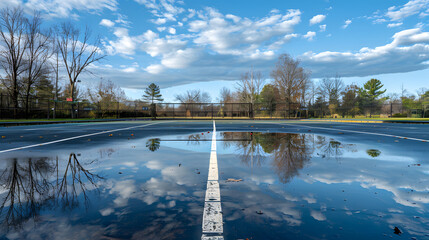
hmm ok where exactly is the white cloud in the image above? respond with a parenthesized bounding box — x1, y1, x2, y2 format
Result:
(100, 19, 115, 27)
(309, 14, 326, 25)
(104, 27, 141, 55)
(168, 27, 176, 34)
(152, 18, 167, 25)
(161, 48, 201, 69)
(319, 24, 326, 32)
(22, 0, 118, 18)
(140, 31, 187, 57)
(388, 22, 403, 28)
(386, 0, 429, 21)
(303, 31, 316, 41)
(135, 0, 185, 24)
(145, 64, 164, 74)
(268, 33, 298, 49)
(342, 19, 352, 29)
(189, 8, 301, 55)
(300, 28, 429, 77)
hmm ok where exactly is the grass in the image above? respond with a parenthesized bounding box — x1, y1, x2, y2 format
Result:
(309, 117, 429, 122)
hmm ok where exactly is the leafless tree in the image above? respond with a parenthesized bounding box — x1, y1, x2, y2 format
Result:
(317, 75, 344, 105)
(0, 7, 28, 118)
(237, 68, 264, 104)
(23, 12, 52, 117)
(271, 54, 310, 104)
(56, 22, 104, 118)
(219, 87, 234, 103)
(175, 89, 211, 103)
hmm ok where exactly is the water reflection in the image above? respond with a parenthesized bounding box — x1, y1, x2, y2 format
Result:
(366, 149, 381, 157)
(146, 138, 161, 152)
(0, 153, 102, 230)
(221, 132, 357, 183)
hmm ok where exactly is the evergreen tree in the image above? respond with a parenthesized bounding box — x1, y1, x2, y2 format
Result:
(360, 79, 386, 101)
(359, 79, 387, 117)
(143, 83, 163, 104)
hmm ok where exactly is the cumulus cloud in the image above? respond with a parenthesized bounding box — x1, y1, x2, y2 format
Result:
(309, 14, 326, 25)
(103, 28, 142, 55)
(189, 8, 301, 55)
(303, 31, 316, 41)
(386, 0, 429, 21)
(168, 27, 176, 34)
(100, 19, 115, 27)
(342, 19, 352, 29)
(300, 28, 429, 77)
(319, 24, 326, 32)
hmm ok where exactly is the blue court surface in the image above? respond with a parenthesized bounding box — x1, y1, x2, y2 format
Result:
(0, 120, 428, 240)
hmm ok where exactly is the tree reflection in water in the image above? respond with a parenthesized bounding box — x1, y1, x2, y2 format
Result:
(222, 132, 312, 183)
(222, 132, 357, 183)
(0, 153, 103, 230)
(146, 138, 161, 152)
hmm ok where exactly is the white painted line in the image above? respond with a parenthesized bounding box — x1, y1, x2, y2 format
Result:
(202, 202, 223, 233)
(205, 181, 221, 202)
(274, 122, 429, 142)
(202, 121, 223, 239)
(201, 235, 224, 240)
(0, 121, 166, 154)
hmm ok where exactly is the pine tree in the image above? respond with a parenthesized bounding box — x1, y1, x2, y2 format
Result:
(359, 79, 387, 117)
(143, 83, 163, 104)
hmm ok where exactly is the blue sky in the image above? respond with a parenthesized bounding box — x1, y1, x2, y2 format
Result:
(3, 0, 429, 101)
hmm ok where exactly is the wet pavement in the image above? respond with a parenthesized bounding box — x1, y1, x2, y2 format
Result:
(0, 120, 428, 239)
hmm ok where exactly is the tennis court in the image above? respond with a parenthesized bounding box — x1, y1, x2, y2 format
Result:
(0, 120, 428, 240)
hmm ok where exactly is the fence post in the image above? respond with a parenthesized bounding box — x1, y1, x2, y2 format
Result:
(47, 99, 50, 119)
(0, 93, 2, 119)
(211, 103, 214, 119)
(390, 103, 393, 117)
(117, 102, 119, 119)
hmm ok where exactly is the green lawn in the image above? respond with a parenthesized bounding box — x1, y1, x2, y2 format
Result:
(309, 117, 429, 122)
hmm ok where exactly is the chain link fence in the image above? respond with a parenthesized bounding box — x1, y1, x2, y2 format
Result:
(0, 94, 427, 119)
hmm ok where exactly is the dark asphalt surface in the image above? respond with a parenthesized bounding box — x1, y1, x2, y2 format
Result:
(0, 120, 428, 154)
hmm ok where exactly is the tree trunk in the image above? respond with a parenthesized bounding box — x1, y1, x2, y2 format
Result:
(71, 82, 75, 118)
(25, 89, 30, 119)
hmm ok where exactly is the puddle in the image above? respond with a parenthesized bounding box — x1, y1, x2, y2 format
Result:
(0, 131, 428, 239)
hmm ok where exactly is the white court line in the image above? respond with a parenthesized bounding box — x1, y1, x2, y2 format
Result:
(273, 122, 429, 142)
(202, 121, 224, 240)
(21, 122, 127, 130)
(0, 121, 166, 154)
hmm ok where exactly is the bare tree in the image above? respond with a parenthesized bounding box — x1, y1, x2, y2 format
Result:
(56, 22, 104, 118)
(175, 89, 211, 103)
(23, 12, 52, 117)
(219, 87, 234, 103)
(237, 68, 264, 104)
(317, 75, 344, 105)
(271, 54, 310, 104)
(0, 7, 28, 118)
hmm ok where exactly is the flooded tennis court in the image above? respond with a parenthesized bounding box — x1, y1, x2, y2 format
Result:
(0, 120, 428, 239)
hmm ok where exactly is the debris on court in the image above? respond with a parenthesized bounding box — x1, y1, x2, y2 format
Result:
(393, 227, 401, 235)
(226, 178, 242, 182)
